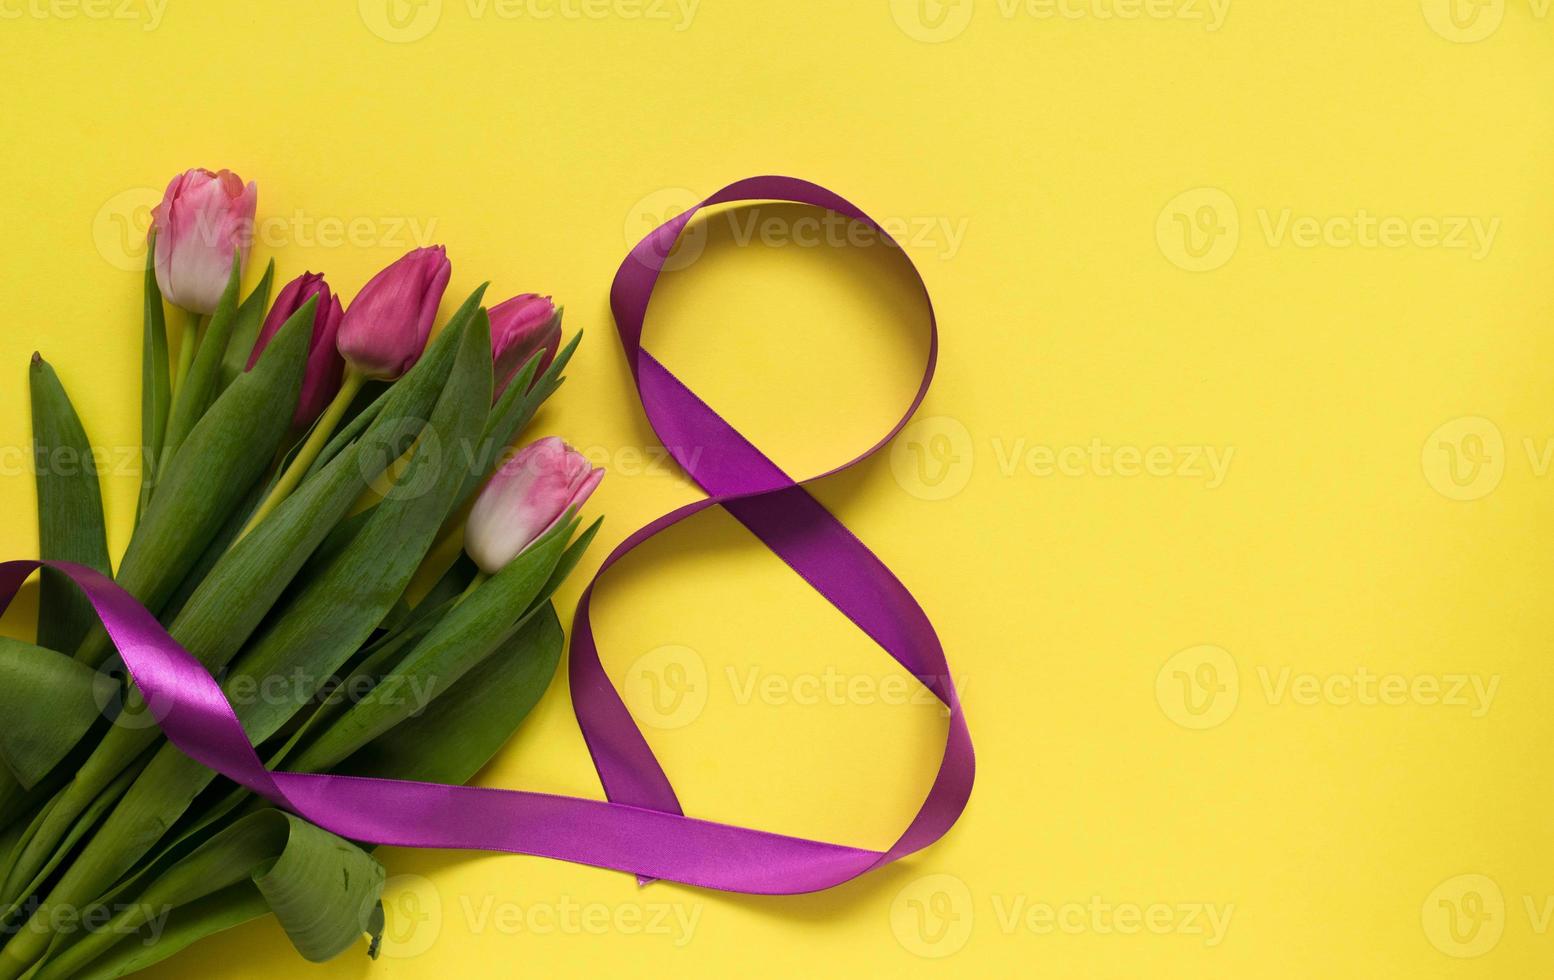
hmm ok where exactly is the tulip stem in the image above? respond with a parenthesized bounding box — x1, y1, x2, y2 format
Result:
(169, 310, 204, 397)
(459, 571, 490, 602)
(235, 369, 367, 543)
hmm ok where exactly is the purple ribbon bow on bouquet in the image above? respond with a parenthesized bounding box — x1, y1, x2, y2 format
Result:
(0, 175, 973, 895)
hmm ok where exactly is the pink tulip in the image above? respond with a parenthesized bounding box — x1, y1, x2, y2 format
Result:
(489, 293, 561, 399)
(335, 246, 451, 379)
(465, 437, 604, 575)
(151, 168, 258, 315)
(247, 272, 346, 429)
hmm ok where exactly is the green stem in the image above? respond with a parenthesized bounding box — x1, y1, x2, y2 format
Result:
(458, 570, 490, 602)
(168, 309, 203, 398)
(235, 370, 366, 543)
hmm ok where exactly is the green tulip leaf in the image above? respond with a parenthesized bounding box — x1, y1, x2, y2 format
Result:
(1, 758, 146, 920)
(73, 294, 315, 671)
(528, 516, 602, 620)
(217, 258, 275, 392)
(343, 601, 564, 785)
(289, 516, 577, 773)
(0, 639, 114, 789)
(160, 257, 243, 460)
(28, 356, 111, 654)
(136, 234, 170, 521)
(34, 810, 383, 979)
(66, 883, 269, 980)
(454, 326, 581, 507)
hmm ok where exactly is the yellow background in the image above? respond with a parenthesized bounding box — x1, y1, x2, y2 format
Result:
(0, 0, 1551, 976)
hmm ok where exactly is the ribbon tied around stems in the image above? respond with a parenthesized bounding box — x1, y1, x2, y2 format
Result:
(0, 175, 973, 897)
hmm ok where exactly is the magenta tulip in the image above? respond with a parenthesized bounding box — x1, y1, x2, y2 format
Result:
(247, 272, 346, 429)
(150, 168, 257, 315)
(335, 246, 451, 379)
(464, 437, 604, 575)
(489, 293, 561, 399)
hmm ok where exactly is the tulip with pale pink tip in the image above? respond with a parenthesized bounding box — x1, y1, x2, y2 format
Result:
(465, 437, 604, 576)
(150, 167, 258, 398)
(151, 168, 257, 317)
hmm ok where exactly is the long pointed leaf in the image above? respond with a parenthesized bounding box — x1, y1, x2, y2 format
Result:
(36, 811, 382, 978)
(290, 518, 575, 773)
(74, 294, 314, 670)
(343, 602, 564, 784)
(136, 235, 170, 521)
(453, 328, 581, 506)
(159, 258, 242, 460)
(28, 356, 110, 653)
(0, 639, 114, 789)
(217, 259, 275, 392)
(68, 884, 268, 980)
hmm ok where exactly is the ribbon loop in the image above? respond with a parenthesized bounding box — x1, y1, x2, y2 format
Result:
(575, 173, 972, 880)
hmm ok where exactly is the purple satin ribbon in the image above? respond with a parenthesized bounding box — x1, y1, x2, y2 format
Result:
(0, 176, 972, 896)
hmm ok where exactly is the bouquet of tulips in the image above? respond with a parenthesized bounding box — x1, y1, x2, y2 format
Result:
(0, 169, 604, 978)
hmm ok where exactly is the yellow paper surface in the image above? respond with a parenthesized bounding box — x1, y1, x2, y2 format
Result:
(0, 1, 1551, 975)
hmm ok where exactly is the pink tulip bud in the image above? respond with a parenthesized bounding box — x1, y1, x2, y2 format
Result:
(150, 168, 258, 315)
(465, 437, 604, 575)
(246, 272, 346, 429)
(336, 246, 452, 379)
(489, 294, 561, 400)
